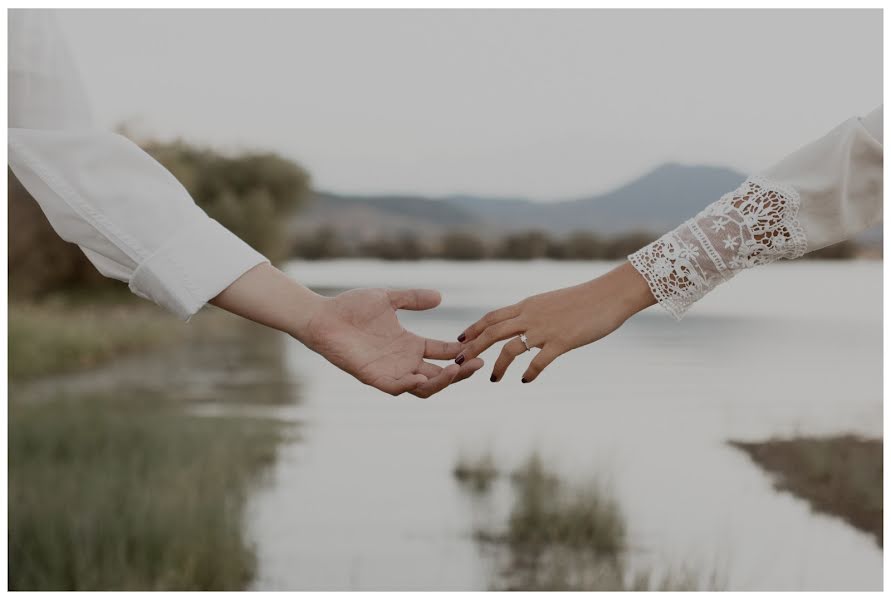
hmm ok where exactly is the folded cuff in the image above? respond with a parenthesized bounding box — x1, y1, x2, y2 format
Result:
(129, 217, 268, 320)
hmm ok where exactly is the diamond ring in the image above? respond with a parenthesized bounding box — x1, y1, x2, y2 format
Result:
(519, 333, 531, 352)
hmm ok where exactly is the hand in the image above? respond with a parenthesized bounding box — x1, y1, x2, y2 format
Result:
(299, 287, 484, 397)
(455, 262, 655, 383)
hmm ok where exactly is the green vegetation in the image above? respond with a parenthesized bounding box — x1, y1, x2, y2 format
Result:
(9, 393, 292, 590)
(453, 452, 499, 494)
(460, 453, 706, 591)
(440, 231, 491, 261)
(731, 435, 883, 546)
(292, 227, 865, 262)
(293, 227, 657, 261)
(501, 454, 625, 557)
(144, 139, 310, 263)
(9, 301, 186, 380)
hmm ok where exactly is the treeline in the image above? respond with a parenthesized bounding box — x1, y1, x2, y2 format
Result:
(292, 228, 659, 261)
(292, 227, 863, 261)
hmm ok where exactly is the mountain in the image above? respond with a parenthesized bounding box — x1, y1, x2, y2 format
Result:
(441, 163, 746, 234)
(292, 163, 879, 242)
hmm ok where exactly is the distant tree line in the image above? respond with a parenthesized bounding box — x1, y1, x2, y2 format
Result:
(293, 228, 661, 261)
(292, 227, 864, 261)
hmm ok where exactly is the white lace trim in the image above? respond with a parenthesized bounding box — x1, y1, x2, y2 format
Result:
(628, 175, 807, 320)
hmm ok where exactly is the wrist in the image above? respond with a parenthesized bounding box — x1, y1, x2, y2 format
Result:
(286, 286, 328, 344)
(582, 261, 655, 323)
(612, 261, 657, 319)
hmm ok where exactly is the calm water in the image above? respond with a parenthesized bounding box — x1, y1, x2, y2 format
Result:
(248, 260, 882, 591)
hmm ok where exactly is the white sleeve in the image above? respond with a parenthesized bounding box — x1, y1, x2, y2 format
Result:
(629, 106, 883, 320)
(8, 10, 267, 320)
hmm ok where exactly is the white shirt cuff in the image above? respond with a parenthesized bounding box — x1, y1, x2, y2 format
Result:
(129, 217, 268, 320)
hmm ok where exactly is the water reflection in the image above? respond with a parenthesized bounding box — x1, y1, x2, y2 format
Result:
(246, 260, 881, 591)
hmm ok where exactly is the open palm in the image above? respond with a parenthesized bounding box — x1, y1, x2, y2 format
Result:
(303, 288, 483, 397)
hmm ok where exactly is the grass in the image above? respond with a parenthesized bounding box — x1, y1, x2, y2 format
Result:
(453, 452, 499, 494)
(462, 453, 704, 591)
(730, 435, 883, 546)
(504, 454, 625, 556)
(8, 298, 250, 381)
(9, 300, 185, 380)
(8, 392, 293, 590)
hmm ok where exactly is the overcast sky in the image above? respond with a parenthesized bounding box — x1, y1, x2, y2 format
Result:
(55, 9, 881, 200)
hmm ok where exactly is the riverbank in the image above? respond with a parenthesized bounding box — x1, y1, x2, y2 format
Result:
(730, 436, 882, 547)
(8, 299, 298, 590)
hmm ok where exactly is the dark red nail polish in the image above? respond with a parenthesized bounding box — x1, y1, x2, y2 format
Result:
(521, 378, 528, 383)
(457, 333, 466, 342)
(455, 354, 465, 365)
(490, 375, 497, 382)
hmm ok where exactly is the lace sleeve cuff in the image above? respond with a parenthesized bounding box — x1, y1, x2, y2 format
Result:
(628, 175, 807, 320)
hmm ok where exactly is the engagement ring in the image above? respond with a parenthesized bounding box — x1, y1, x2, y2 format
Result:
(519, 333, 531, 352)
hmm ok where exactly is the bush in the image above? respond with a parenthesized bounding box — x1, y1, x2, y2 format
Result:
(439, 231, 490, 260)
(144, 140, 310, 262)
(360, 233, 431, 260)
(496, 231, 554, 260)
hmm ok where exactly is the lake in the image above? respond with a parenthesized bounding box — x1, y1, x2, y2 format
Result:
(246, 259, 882, 591)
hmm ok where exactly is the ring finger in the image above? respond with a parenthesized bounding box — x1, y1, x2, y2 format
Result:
(490, 336, 533, 382)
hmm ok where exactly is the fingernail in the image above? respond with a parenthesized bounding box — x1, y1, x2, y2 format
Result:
(490, 375, 497, 382)
(457, 333, 466, 342)
(455, 354, 465, 365)
(521, 377, 528, 383)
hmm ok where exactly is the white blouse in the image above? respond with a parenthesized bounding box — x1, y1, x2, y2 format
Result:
(629, 106, 883, 319)
(8, 10, 268, 320)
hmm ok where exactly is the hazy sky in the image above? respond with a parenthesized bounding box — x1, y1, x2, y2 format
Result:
(55, 9, 881, 200)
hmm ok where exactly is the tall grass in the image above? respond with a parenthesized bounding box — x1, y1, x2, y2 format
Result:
(9, 301, 184, 380)
(9, 393, 292, 590)
(463, 453, 705, 591)
(453, 452, 499, 494)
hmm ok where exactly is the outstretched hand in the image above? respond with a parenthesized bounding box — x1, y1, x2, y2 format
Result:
(455, 262, 654, 383)
(303, 288, 484, 397)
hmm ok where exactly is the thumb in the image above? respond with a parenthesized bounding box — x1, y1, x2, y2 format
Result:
(387, 288, 442, 311)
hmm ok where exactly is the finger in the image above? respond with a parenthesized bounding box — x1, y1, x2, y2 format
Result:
(416, 361, 443, 378)
(489, 338, 529, 382)
(453, 357, 484, 384)
(521, 345, 562, 383)
(387, 288, 442, 311)
(457, 318, 525, 363)
(458, 304, 521, 343)
(374, 373, 428, 396)
(411, 364, 460, 399)
(424, 338, 463, 360)
(413, 358, 482, 396)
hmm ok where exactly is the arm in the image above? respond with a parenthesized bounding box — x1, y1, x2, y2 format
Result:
(210, 263, 484, 397)
(457, 106, 883, 382)
(9, 10, 482, 397)
(9, 9, 267, 320)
